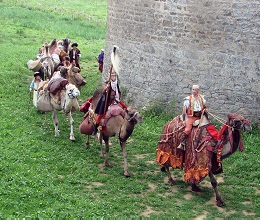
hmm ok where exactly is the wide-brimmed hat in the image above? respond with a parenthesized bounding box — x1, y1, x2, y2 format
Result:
(71, 43, 78, 47)
(27, 59, 41, 72)
(34, 72, 41, 77)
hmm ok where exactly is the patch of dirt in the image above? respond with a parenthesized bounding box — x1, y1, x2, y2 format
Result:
(92, 182, 104, 186)
(139, 206, 162, 218)
(148, 182, 157, 192)
(242, 210, 256, 216)
(205, 195, 236, 215)
(134, 154, 149, 159)
(84, 181, 104, 189)
(253, 187, 260, 195)
(184, 193, 194, 200)
(201, 175, 224, 188)
(145, 160, 156, 165)
(193, 210, 208, 220)
(242, 201, 251, 205)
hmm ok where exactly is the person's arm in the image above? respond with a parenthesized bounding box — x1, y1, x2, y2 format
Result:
(77, 49, 81, 58)
(29, 81, 34, 93)
(182, 98, 189, 121)
(182, 106, 187, 121)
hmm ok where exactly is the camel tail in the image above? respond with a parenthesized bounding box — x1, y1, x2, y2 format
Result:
(111, 45, 120, 76)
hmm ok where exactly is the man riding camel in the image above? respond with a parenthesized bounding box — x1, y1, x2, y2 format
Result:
(92, 63, 127, 135)
(178, 84, 207, 150)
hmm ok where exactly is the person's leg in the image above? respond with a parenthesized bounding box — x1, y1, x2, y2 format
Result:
(178, 117, 194, 150)
(92, 114, 103, 135)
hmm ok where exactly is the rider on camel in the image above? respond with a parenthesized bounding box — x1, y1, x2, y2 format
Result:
(92, 66, 127, 135)
(178, 84, 207, 150)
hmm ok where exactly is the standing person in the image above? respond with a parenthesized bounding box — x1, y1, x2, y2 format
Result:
(98, 49, 104, 72)
(69, 43, 81, 70)
(29, 72, 43, 108)
(178, 85, 207, 150)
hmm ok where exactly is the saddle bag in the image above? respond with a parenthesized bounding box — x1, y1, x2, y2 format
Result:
(37, 90, 53, 112)
(47, 78, 69, 95)
(79, 112, 94, 135)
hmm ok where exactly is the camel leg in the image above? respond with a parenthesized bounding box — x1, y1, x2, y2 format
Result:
(165, 166, 174, 184)
(102, 135, 110, 166)
(67, 111, 75, 141)
(120, 141, 130, 177)
(86, 135, 90, 148)
(191, 183, 202, 192)
(52, 109, 59, 137)
(99, 132, 104, 157)
(209, 171, 225, 207)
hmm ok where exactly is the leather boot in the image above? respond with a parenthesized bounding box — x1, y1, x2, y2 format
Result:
(92, 123, 99, 136)
(177, 132, 188, 151)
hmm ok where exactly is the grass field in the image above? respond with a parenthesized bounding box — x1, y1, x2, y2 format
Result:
(0, 0, 259, 218)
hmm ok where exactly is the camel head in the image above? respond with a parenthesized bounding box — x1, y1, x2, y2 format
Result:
(227, 113, 252, 131)
(68, 66, 86, 89)
(126, 107, 143, 124)
(63, 83, 80, 114)
(66, 83, 80, 99)
(221, 113, 251, 159)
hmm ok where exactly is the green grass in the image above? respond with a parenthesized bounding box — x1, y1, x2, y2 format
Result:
(0, 0, 259, 218)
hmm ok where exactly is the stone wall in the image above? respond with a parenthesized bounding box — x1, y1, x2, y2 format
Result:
(104, 0, 260, 125)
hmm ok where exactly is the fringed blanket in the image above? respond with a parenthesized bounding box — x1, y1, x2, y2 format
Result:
(156, 115, 185, 169)
(156, 116, 221, 184)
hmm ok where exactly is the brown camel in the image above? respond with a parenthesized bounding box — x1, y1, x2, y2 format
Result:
(79, 88, 143, 177)
(156, 112, 251, 206)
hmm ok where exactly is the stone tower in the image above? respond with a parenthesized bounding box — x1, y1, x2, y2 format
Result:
(104, 0, 259, 124)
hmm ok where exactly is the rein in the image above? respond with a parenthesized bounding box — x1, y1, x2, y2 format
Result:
(127, 111, 138, 122)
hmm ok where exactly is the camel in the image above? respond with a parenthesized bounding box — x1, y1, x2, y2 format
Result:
(79, 88, 143, 177)
(65, 64, 86, 90)
(51, 64, 86, 90)
(40, 43, 55, 80)
(156, 112, 252, 206)
(57, 38, 71, 62)
(37, 80, 80, 141)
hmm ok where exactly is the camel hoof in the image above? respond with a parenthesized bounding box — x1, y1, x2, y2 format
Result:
(55, 132, 60, 137)
(160, 166, 166, 172)
(191, 184, 202, 192)
(217, 200, 225, 207)
(124, 171, 131, 177)
(103, 162, 110, 167)
(168, 178, 175, 185)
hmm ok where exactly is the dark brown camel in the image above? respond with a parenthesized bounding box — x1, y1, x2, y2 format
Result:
(156, 112, 251, 206)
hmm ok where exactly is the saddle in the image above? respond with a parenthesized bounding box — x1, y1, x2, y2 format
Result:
(47, 77, 69, 104)
(102, 104, 126, 126)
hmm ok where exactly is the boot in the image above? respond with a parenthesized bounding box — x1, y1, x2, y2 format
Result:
(177, 133, 188, 151)
(92, 123, 99, 136)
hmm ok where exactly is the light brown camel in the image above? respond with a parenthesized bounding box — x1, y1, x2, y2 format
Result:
(79, 88, 143, 177)
(37, 82, 80, 141)
(156, 112, 251, 206)
(57, 38, 71, 62)
(40, 43, 55, 80)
